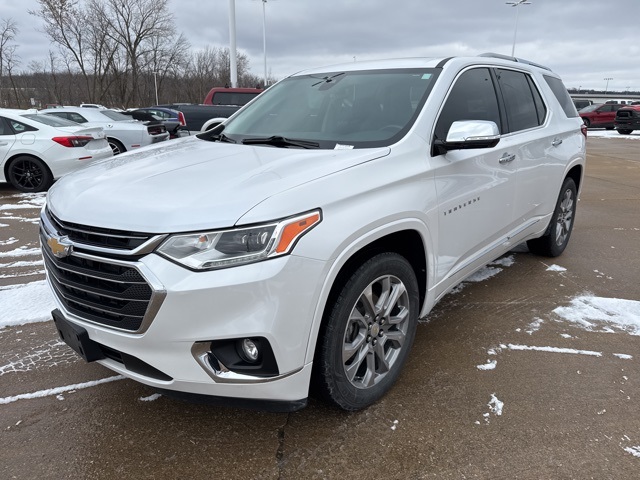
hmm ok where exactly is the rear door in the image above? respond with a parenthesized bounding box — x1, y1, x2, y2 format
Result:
(431, 67, 518, 284)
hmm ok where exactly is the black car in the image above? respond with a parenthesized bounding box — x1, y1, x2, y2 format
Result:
(614, 105, 640, 134)
(122, 108, 189, 139)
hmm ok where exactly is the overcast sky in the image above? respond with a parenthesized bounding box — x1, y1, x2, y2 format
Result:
(4, 0, 640, 92)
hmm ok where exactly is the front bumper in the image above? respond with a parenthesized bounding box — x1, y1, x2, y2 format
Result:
(45, 245, 326, 405)
(615, 120, 640, 131)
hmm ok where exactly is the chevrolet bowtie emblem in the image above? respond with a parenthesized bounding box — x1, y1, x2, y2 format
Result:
(47, 236, 73, 258)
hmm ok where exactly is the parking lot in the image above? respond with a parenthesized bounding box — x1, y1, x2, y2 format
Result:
(1, 135, 639, 479)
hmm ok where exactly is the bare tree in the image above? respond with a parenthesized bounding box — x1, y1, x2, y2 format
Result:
(0, 18, 19, 107)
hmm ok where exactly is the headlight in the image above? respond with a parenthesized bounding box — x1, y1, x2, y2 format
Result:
(157, 210, 321, 270)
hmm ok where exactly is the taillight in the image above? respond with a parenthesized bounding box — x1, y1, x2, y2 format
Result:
(177, 111, 186, 127)
(147, 124, 167, 135)
(52, 136, 93, 147)
(580, 124, 587, 138)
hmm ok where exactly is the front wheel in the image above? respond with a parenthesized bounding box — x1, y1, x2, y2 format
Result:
(527, 177, 577, 257)
(314, 253, 419, 411)
(618, 129, 633, 135)
(7, 156, 53, 192)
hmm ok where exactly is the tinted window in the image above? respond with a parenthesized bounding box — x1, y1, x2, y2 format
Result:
(212, 92, 260, 106)
(434, 68, 501, 141)
(496, 69, 542, 132)
(527, 76, 547, 125)
(100, 110, 132, 121)
(21, 114, 79, 127)
(544, 75, 579, 118)
(0, 117, 12, 135)
(8, 119, 38, 133)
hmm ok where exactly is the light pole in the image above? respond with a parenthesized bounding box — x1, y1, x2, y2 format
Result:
(604, 77, 613, 95)
(261, 0, 268, 88)
(228, 0, 238, 87)
(153, 71, 159, 105)
(506, 1, 531, 57)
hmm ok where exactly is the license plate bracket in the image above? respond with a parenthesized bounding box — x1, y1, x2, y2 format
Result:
(52, 309, 105, 362)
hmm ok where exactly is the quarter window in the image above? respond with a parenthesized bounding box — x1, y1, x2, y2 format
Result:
(543, 75, 579, 118)
(434, 68, 501, 142)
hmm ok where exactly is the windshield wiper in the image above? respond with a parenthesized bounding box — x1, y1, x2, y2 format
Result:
(242, 136, 320, 149)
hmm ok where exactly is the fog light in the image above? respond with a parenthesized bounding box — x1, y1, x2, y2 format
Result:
(241, 338, 259, 363)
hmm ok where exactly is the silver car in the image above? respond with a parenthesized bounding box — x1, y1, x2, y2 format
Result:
(39, 107, 170, 155)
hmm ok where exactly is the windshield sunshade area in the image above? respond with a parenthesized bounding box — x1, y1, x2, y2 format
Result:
(219, 68, 439, 149)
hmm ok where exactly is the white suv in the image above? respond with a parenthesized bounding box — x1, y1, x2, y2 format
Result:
(41, 54, 586, 411)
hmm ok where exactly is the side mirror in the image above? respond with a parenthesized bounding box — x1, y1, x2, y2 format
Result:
(432, 120, 500, 156)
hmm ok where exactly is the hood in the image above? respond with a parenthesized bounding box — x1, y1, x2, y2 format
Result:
(47, 136, 389, 232)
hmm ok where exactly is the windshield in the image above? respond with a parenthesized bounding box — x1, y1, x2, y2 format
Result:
(21, 114, 80, 127)
(220, 68, 439, 149)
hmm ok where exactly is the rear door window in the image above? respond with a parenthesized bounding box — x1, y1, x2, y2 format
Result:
(496, 69, 545, 133)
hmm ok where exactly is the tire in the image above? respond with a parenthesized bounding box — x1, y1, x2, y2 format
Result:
(582, 118, 590, 128)
(108, 138, 126, 155)
(527, 177, 577, 257)
(7, 156, 53, 192)
(314, 252, 419, 411)
(618, 129, 633, 135)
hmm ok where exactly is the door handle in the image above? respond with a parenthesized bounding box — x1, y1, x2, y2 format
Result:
(552, 138, 563, 147)
(0, 141, 8, 146)
(499, 153, 516, 164)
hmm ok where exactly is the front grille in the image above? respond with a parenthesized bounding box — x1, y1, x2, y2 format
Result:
(42, 237, 153, 331)
(41, 207, 166, 332)
(45, 208, 155, 251)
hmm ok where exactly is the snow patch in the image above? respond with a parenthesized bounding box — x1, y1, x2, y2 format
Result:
(614, 353, 633, 360)
(526, 318, 544, 335)
(0, 247, 41, 258)
(504, 343, 602, 357)
(488, 394, 503, 416)
(139, 393, 162, 402)
(546, 264, 567, 272)
(0, 376, 125, 405)
(624, 446, 640, 458)
(0, 281, 56, 327)
(553, 296, 640, 335)
(477, 360, 497, 371)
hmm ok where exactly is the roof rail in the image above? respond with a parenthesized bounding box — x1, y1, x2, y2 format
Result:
(478, 52, 552, 72)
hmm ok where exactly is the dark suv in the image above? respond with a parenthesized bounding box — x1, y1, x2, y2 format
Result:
(614, 105, 640, 134)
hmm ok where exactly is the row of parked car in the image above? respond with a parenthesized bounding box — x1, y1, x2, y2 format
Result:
(577, 102, 640, 134)
(0, 106, 181, 192)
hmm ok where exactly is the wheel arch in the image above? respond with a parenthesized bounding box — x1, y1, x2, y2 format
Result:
(4, 152, 52, 182)
(305, 227, 429, 367)
(566, 163, 583, 195)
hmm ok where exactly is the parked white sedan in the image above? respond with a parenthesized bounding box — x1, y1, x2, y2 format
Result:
(40, 107, 170, 155)
(0, 109, 113, 192)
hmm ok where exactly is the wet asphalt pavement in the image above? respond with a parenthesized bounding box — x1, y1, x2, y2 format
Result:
(1, 136, 639, 479)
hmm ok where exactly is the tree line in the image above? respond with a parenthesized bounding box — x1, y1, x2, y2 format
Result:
(0, 0, 270, 110)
